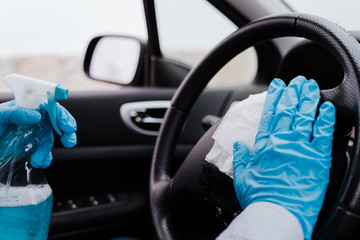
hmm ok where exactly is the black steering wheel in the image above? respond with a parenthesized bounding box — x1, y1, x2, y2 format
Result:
(150, 13, 360, 240)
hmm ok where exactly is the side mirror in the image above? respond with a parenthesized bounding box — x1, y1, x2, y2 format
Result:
(84, 35, 144, 85)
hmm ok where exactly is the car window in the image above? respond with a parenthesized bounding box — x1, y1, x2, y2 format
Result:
(155, 0, 258, 87)
(286, 0, 360, 31)
(0, 0, 147, 92)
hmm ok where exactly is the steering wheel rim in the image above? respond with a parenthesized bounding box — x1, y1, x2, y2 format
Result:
(151, 13, 360, 240)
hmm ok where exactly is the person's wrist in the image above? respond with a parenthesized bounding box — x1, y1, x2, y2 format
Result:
(217, 201, 303, 240)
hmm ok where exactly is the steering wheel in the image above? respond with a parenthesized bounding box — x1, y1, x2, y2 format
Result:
(150, 13, 360, 239)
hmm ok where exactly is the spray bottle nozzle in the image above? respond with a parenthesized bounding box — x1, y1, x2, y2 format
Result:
(4, 74, 69, 136)
(55, 85, 68, 100)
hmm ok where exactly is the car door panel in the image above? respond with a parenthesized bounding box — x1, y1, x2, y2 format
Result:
(41, 87, 234, 239)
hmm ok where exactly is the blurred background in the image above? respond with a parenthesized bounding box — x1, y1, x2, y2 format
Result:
(0, 0, 358, 92)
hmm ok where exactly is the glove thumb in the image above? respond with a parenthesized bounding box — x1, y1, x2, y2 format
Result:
(233, 141, 250, 177)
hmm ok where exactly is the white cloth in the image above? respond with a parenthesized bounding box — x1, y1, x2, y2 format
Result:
(205, 91, 267, 178)
(216, 202, 304, 240)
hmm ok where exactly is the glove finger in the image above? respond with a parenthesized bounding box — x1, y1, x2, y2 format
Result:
(233, 141, 250, 177)
(292, 79, 320, 141)
(0, 106, 41, 127)
(56, 103, 77, 134)
(0, 100, 15, 108)
(256, 78, 286, 141)
(312, 101, 336, 155)
(56, 103, 77, 148)
(42, 152, 53, 169)
(60, 132, 77, 148)
(30, 129, 54, 168)
(272, 75, 307, 133)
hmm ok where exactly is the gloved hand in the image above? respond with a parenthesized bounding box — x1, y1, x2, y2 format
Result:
(0, 100, 77, 168)
(233, 76, 335, 240)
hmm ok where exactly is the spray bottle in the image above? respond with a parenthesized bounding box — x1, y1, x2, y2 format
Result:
(0, 74, 68, 239)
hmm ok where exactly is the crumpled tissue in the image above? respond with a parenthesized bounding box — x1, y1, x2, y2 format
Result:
(205, 91, 267, 178)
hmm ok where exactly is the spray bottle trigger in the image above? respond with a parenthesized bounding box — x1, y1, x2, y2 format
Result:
(41, 100, 62, 136)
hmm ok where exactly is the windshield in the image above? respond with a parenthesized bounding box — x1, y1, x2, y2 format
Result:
(286, 0, 360, 31)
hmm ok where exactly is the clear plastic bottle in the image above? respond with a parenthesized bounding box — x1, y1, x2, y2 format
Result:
(0, 125, 53, 240)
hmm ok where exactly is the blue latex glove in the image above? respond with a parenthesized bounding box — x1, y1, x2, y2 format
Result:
(0, 100, 77, 168)
(233, 76, 335, 240)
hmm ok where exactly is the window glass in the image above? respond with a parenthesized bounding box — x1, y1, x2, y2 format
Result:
(286, 0, 360, 31)
(0, 0, 147, 92)
(155, 0, 258, 87)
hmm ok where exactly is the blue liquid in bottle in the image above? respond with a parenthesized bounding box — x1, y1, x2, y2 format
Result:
(0, 125, 53, 240)
(0, 186, 53, 240)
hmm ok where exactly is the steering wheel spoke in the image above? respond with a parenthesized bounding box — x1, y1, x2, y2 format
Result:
(171, 121, 241, 226)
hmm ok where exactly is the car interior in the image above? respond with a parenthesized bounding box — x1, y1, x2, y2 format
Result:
(0, 0, 359, 239)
